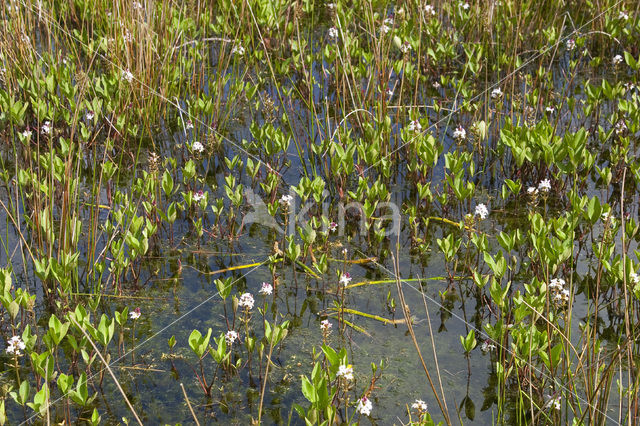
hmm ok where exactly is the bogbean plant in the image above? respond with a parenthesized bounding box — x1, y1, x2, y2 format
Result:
(0, 266, 146, 424)
(0, 0, 639, 423)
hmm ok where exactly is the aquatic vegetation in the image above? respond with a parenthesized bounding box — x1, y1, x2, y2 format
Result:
(0, 0, 639, 424)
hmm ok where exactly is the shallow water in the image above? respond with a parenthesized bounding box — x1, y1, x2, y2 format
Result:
(2, 16, 638, 424)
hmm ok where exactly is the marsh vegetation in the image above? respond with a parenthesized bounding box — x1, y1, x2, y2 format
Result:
(1, 0, 640, 424)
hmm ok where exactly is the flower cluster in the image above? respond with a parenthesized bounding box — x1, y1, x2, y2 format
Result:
(356, 396, 372, 416)
(259, 282, 273, 295)
(337, 364, 353, 381)
(411, 399, 427, 413)
(238, 293, 255, 310)
(130, 307, 141, 320)
(192, 141, 204, 153)
(328, 27, 338, 39)
(231, 45, 245, 56)
(548, 278, 570, 307)
(491, 87, 503, 99)
(381, 17, 393, 34)
(339, 272, 352, 286)
(453, 126, 466, 141)
(407, 120, 422, 132)
(613, 54, 624, 66)
(41, 121, 52, 135)
(566, 39, 575, 51)
(424, 5, 436, 16)
(544, 394, 561, 411)
(481, 340, 496, 353)
(122, 69, 134, 83)
(6, 336, 25, 356)
(320, 319, 332, 334)
(527, 179, 551, 197)
(193, 190, 205, 203)
(400, 41, 412, 54)
(225, 330, 239, 345)
(474, 203, 489, 220)
(538, 179, 551, 192)
(280, 194, 293, 207)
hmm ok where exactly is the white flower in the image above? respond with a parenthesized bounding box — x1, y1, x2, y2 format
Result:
(384, 17, 394, 26)
(8, 336, 25, 350)
(342, 248, 348, 256)
(327, 3, 336, 10)
(381, 24, 391, 34)
(21, 129, 32, 139)
(337, 364, 353, 380)
(41, 121, 52, 134)
(122, 70, 134, 82)
(544, 394, 561, 411)
(132, 1, 142, 10)
(186, 120, 194, 129)
(566, 39, 575, 51)
(619, 11, 629, 20)
(356, 397, 372, 416)
(424, 5, 436, 16)
(481, 340, 496, 353)
(328, 27, 338, 39)
(225, 330, 239, 345)
(491, 87, 503, 99)
(6, 344, 21, 356)
(538, 179, 551, 192)
(549, 278, 566, 291)
(527, 186, 538, 195)
(474, 203, 489, 220)
(329, 221, 338, 232)
(412, 399, 428, 412)
(280, 194, 293, 207)
(461, 2, 470, 10)
(615, 120, 627, 134)
(192, 141, 204, 153)
(129, 308, 141, 320)
(231, 45, 245, 56)
(602, 211, 612, 222)
(630, 272, 640, 285)
(339, 272, 352, 286)
(453, 126, 466, 141)
(613, 54, 624, 65)
(259, 282, 273, 295)
(545, 106, 555, 114)
(238, 292, 255, 310)
(320, 319, 332, 331)
(85, 111, 95, 121)
(400, 41, 412, 53)
(193, 190, 205, 203)
(407, 120, 422, 132)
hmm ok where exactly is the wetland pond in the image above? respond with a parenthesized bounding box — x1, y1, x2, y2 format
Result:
(1, 1, 640, 425)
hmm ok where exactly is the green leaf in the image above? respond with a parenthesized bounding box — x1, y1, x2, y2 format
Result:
(301, 375, 316, 403)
